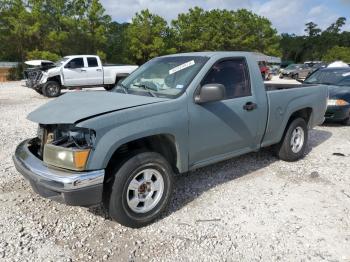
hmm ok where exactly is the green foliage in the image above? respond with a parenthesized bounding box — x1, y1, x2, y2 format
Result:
(0, 0, 111, 61)
(171, 8, 280, 56)
(281, 17, 350, 62)
(323, 46, 350, 63)
(4, 1, 349, 68)
(96, 50, 106, 63)
(0, 2, 282, 66)
(26, 50, 60, 61)
(105, 22, 130, 63)
(126, 9, 176, 64)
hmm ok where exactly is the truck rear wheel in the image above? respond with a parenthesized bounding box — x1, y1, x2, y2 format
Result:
(105, 152, 173, 228)
(104, 85, 114, 91)
(104, 76, 126, 91)
(275, 118, 308, 162)
(43, 81, 61, 97)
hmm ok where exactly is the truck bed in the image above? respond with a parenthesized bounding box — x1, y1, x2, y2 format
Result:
(261, 83, 328, 148)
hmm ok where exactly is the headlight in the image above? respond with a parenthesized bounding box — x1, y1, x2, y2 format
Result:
(44, 144, 90, 171)
(39, 72, 48, 83)
(328, 99, 349, 106)
(42, 126, 96, 171)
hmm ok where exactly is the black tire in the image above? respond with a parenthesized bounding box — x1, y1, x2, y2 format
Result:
(104, 76, 126, 91)
(34, 88, 42, 94)
(105, 152, 174, 228)
(275, 118, 308, 162)
(341, 116, 350, 126)
(42, 81, 61, 97)
(279, 74, 283, 79)
(104, 85, 114, 91)
(293, 73, 299, 80)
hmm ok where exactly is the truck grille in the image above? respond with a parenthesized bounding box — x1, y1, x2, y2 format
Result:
(24, 69, 42, 88)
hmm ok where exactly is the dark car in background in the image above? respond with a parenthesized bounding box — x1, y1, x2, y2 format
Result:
(279, 64, 313, 80)
(304, 67, 350, 125)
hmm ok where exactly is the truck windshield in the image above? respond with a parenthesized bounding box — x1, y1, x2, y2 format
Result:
(115, 56, 209, 98)
(55, 57, 69, 67)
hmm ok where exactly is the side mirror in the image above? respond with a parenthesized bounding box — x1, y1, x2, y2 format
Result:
(195, 84, 225, 104)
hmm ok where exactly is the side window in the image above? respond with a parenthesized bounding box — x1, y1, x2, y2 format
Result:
(67, 58, 84, 68)
(87, 57, 98, 67)
(202, 58, 251, 99)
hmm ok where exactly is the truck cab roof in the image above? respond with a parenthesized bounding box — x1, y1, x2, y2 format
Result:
(63, 55, 99, 59)
(162, 51, 255, 58)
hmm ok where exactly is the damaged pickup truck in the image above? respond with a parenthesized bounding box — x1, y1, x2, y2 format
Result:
(14, 52, 328, 228)
(24, 55, 138, 97)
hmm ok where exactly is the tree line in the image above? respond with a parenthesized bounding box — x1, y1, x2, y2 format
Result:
(0, 0, 280, 65)
(1, 0, 349, 69)
(281, 18, 350, 63)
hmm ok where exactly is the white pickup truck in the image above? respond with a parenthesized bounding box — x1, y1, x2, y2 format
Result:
(24, 55, 138, 97)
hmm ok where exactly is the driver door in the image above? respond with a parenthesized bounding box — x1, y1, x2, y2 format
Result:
(188, 58, 264, 167)
(62, 58, 86, 86)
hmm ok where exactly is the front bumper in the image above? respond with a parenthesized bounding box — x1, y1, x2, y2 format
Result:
(325, 105, 350, 122)
(25, 79, 44, 90)
(13, 139, 105, 206)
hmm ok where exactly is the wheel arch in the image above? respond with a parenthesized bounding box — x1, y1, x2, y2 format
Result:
(46, 75, 62, 86)
(286, 107, 313, 128)
(278, 107, 313, 144)
(115, 73, 129, 84)
(103, 133, 180, 184)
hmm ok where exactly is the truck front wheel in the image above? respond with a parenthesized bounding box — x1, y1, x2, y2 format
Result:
(43, 81, 61, 97)
(275, 118, 308, 162)
(105, 152, 174, 228)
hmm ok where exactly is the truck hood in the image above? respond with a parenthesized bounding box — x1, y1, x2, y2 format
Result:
(27, 91, 168, 124)
(25, 60, 54, 66)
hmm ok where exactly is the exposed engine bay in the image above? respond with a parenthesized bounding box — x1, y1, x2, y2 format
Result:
(23, 60, 55, 89)
(31, 124, 96, 159)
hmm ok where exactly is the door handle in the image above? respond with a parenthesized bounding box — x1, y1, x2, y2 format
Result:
(243, 102, 257, 111)
(96, 69, 102, 72)
(81, 69, 87, 72)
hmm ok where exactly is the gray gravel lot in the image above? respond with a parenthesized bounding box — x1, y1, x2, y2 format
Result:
(0, 80, 350, 261)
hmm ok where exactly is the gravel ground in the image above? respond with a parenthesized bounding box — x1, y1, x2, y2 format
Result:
(0, 79, 350, 262)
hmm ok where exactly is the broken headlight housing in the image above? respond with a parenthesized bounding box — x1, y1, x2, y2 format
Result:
(41, 125, 96, 171)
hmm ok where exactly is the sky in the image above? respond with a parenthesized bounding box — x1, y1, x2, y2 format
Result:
(100, 0, 350, 34)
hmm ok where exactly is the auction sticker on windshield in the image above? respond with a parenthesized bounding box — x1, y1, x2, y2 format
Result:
(169, 60, 195, 75)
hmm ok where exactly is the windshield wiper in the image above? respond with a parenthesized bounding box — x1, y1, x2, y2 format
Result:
(304, 81, 333, 85)
(133, 84, 157, 97)
(319, 82, 334, 85)
(115, 83, 128, 94)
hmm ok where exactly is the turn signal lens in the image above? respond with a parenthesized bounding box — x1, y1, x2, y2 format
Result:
(336, 99, 349, 106)
(74, 150, 90, 169)
(328, 99, 349, 106)
(44, 144, 90, 171)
